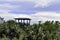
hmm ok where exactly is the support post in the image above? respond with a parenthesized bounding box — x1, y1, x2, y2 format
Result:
(21, 20, 22, 23)
(27, 20, 28, 25)
(23, 20, 25, 25)
(29, 20, 30, 25)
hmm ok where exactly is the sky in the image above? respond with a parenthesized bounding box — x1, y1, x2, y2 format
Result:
(0, 0, 60, 24)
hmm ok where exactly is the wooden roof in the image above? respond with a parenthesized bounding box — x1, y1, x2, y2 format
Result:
(15, 18, 31, 20)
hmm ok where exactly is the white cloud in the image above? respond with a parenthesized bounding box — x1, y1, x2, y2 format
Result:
(0, 12, 60, 24)
(0, 0, 60, 24)
(34, 0, 55, 8)
(0, 0, 34, 2)
(0, 0, 60, 8)
(0, 0, 57, 8)
(0, 0, 30, 21)
(30, 12, 60, 24)
(0, 3, 20, 10)
(0, 12, 31, 21)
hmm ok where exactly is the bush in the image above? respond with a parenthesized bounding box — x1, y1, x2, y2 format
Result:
(0, 20, 60, 40)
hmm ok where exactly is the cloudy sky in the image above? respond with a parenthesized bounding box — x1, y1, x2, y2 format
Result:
(0, 0, 60, 24)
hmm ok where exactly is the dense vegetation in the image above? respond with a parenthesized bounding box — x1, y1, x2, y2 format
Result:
(0, 20, 60, 40)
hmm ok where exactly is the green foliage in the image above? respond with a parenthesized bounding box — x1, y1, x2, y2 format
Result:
(0, 20, 60, 40)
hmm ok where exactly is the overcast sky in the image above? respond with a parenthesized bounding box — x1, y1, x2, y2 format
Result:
(0, 0, 60, 24)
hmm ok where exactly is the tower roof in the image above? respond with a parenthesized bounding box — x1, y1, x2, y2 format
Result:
(15, 18, 31, 20)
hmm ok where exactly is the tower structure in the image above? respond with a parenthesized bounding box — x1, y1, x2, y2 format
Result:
(15, 18, 31, 26)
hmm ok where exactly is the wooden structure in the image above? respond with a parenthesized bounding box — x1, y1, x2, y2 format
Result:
(15, 18, 31, 26)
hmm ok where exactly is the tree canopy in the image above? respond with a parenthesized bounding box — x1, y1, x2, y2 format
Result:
(0, 20, 60, 40)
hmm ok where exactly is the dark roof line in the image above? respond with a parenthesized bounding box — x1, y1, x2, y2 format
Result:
(15, 18, 31, 20)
